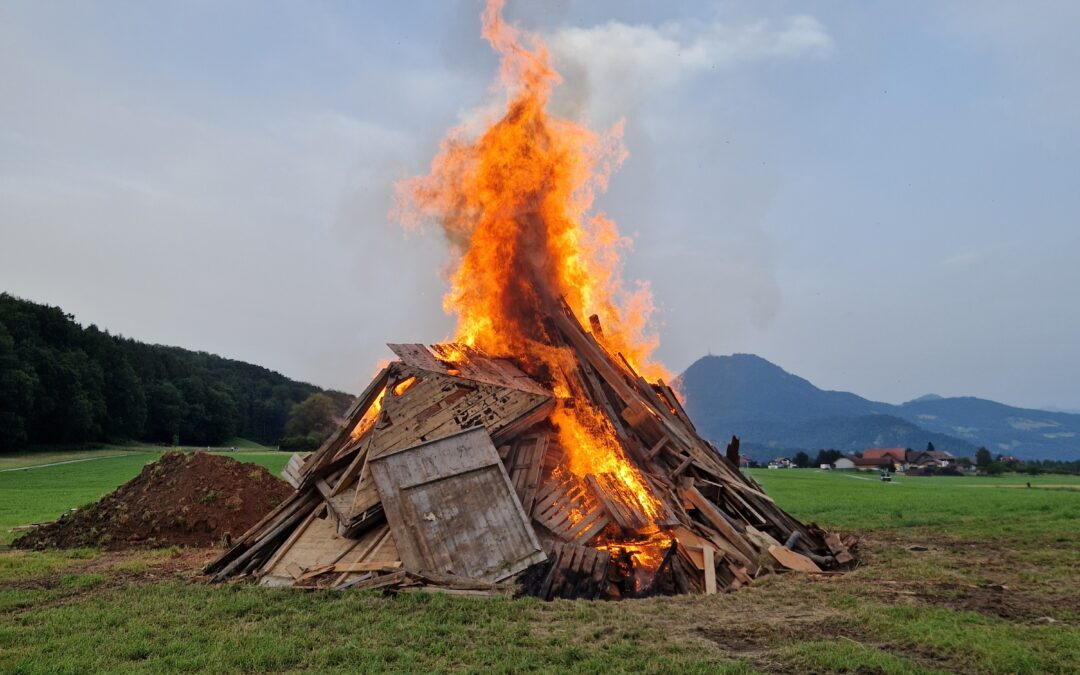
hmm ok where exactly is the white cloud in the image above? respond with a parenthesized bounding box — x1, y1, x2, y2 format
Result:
(546, 14, 831, 123)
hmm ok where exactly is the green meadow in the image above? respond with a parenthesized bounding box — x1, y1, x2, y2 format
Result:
(2, 459, 1078, 673)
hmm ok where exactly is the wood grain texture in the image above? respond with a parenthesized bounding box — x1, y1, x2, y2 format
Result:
(370, 427, 546, 582)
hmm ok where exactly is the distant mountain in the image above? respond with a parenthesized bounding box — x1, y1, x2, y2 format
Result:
(895, 396, 1080, 460)
(675, 354, 1080, 461)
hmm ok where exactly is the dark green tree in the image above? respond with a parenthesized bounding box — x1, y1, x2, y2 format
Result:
(816, 448, 843, 465)
(0, 293, 343, 451)
(0, 324, 36, 449)
(146, 382, 185, 444)
(285, 393, 339, 439)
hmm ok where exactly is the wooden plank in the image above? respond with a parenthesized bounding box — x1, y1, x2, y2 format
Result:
(386, 344, 445, 373)
(363, 373, 551, 464)
(339, 569, 408, 592)
(260, 507, 321, 577)
(681, 485, 757, 561)
(540, 543, 611, 600)
(585, 473, 649, 531)
(551, 302, 637, 406)
(212, 492, 319, 581)
(645, 437, 667, 460)
(205, 487, 311, 574)
(499, 434, 548, 516)
(332, 561, 403, 573)
(703, 546, 717, 595)
(281, 452, 307, 488)
(489, 397, 556, 447)
(369, 427, 546, 583)
(304, 366, 390, 481)
(263, 510, 365, 583)
(571, 512, 611, 544)
(389, 343, 549, 396)
(670, 455, 694, 479)
(768, 545, 822, 573)
(657, 380, 696, 430)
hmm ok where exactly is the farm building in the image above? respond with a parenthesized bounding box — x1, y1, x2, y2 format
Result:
(852, 456, 894, 471)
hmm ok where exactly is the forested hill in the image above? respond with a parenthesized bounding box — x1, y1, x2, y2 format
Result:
(0, 293, 348, 450)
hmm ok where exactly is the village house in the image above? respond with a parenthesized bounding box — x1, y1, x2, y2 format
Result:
(906, 450, 956, 469)
(767, 457, 793, 469)
(833, 457, 856, 470)
(862, 448, 907, 465)
(852, 456, 894, 471)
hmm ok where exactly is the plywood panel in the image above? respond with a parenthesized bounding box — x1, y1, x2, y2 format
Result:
(370, 427, 546, 582)
(264, 512, 358, 580)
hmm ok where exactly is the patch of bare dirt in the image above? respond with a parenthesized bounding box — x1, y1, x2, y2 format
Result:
(13, 452, 291, 550)
(910, 582, 1077, 621)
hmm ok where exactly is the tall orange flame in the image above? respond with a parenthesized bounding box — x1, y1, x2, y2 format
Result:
(394, 0, 667, 541)
(395, 0, 662, 379)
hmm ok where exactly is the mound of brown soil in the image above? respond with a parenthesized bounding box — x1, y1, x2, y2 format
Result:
(14, 451, 293, 550)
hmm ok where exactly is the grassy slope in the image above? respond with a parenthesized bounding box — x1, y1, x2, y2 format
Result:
(1, 467, 1078, 672)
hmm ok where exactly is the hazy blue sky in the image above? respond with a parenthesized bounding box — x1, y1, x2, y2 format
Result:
(2, 1, 1078, 409)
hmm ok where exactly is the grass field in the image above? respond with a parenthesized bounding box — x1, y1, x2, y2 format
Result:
(2, 461, 1078, 673)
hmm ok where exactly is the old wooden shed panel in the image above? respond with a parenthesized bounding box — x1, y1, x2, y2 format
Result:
(369, 427, 546, 582)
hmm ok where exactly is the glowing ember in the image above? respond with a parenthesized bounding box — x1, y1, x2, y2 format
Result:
(392, 375, 418, 397)
(597, 529, 673, 593)
(349, 386, 385, 442)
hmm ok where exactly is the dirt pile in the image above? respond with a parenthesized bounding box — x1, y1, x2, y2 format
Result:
(14, 451, 293, 550)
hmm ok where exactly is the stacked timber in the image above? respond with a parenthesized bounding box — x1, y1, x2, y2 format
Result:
(205, 301, 856, 597)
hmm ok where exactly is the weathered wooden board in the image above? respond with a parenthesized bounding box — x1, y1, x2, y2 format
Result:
(369, 371, 551, 461)
(346, 369, 551, 517)
(369, 427, 546, 582)
(768, 545, 823, 573)
(536, 541, 611, 600)
(532, 473, 612, 543)
(281, 452, 307, 488)
(388, 343, 548, 396)
(502, 433, 548, 514)
(262, 512, 359, 584)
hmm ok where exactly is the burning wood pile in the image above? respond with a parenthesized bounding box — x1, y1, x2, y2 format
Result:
(206, 0, 856, 597)
(205, 303, 855, 597)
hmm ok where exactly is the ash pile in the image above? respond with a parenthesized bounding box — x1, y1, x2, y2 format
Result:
(205, 306, 856, 599)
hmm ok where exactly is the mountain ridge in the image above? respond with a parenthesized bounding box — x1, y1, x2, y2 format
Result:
(675, 354, 1080, 461)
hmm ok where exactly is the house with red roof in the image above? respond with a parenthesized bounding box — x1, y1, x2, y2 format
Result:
(861, 448, 907, 464)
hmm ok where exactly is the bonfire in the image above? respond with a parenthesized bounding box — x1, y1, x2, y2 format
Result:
(206, 0, 855, 598)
